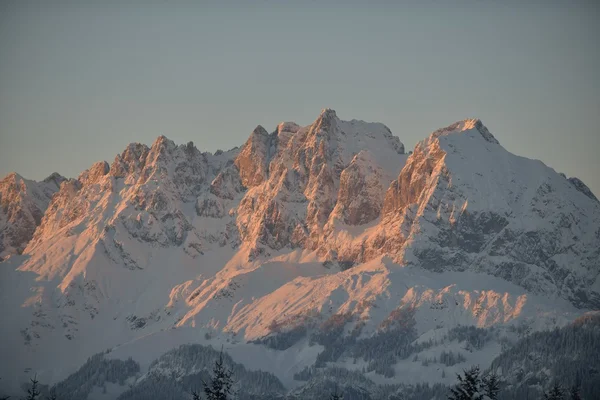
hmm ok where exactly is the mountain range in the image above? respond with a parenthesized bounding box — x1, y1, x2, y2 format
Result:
(1, 109, 599, 399)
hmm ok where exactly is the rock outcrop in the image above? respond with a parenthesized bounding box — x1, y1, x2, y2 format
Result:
(0, 172, 64, 258)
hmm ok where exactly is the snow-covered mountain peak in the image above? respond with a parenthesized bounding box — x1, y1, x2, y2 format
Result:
(0, 172, 64, 258)
(43, 172, 67, 186)
(308, 108, 339, 139)
(151, 134, 177, 149)
(376, 119, 600, 307)
(429, 118, 499, 145)
(146, 135, 179, 166)
(308, 109, 405, 165)
(141, 134, 211, 178)
(78, 161, 110, 186)
(109, 142, 150, 179)
(319, 107, 337, 117)
(251, 125, 269, 137)
(276, 121, 301, 135)
(2, 171, 23, 183)
(0, 171, 64, 214)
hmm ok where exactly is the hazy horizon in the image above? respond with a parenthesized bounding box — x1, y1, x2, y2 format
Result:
(1, 1, 599, 195)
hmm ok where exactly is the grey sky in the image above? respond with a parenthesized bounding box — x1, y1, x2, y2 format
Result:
(1, 1, 598, 196)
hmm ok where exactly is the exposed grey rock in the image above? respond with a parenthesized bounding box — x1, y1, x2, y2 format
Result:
(568, 176, 598, 202)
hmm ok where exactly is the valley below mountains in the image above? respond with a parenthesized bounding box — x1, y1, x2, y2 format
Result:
(1, 109, 599, 399)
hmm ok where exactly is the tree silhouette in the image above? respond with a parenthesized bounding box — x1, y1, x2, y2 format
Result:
(543, 382, 564, 400)
(192, 347, 234, 400)
(448, 366, 483, 400)
(482, 373, 500, 400)
(25, 375, 40, 400)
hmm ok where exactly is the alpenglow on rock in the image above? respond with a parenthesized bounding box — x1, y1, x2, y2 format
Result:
(0, 172, 65, 259)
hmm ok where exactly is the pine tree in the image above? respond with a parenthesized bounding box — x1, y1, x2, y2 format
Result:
(568, 385, 581, 400)
(448, 366, 483, 400)
(26, 375, 40, 400)
(543, 382, 564, 400)
(192, 347, 235, 400)
(482, 373, 500, 400)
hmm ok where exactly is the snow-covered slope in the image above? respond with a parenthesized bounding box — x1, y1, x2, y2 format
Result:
(0, 110, 598, 398)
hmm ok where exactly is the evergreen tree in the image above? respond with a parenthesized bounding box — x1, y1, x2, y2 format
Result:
(543, 382, 564, 400)
(26, 375, 40, 400)
(569, 385, 581, 400)
(192, 347, 235, 400)
(448, 366, 483, 400)
(482, 373, 500, 400)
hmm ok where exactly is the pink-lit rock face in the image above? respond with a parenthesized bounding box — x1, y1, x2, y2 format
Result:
(235, 108, 406, 251)
(0, 172, 64, 258)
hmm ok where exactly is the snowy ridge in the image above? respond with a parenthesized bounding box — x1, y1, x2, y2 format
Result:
(0, 110, 599, 397)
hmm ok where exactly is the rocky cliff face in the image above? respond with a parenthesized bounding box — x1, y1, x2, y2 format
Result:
(568, 176, 599, 202)
(235, 108, 406, 252)
(329, 150, 396, 226)
(0, 172, 64, 259)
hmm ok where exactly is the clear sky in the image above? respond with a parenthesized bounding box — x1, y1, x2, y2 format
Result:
(1, 1, 599, 196)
